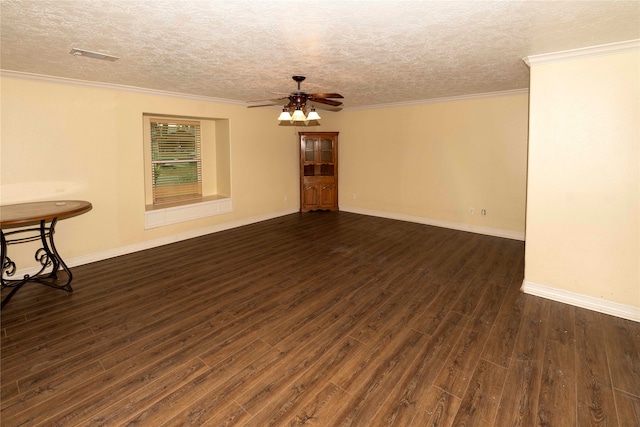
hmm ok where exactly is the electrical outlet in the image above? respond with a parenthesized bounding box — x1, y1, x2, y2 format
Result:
(352, 193, 357, 200)
(284, 195, 288, 202)
(481, 209, 487, 216)
(469, 208, 474, 214)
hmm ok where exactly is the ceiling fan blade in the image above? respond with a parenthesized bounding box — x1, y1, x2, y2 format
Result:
(309, 98, 342, 107)
(307, 93, 344, 99)
(248, 77, 345, 111)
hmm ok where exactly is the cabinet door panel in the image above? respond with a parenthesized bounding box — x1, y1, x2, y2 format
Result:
(319, 184, 336, 209)
(303, 185, 319, 210)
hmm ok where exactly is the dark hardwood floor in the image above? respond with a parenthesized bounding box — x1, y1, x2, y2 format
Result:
(1, 212, 639, 426)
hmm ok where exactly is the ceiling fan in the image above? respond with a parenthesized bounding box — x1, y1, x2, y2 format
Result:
(248, 75, 343, 122)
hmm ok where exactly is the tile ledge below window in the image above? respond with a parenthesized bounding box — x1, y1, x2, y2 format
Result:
(144, 196, 232, 229)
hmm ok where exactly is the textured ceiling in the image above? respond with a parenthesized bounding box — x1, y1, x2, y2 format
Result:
(1, 0, 639, 108)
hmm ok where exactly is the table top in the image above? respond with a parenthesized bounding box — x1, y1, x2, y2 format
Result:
(0, 200, 92, 228)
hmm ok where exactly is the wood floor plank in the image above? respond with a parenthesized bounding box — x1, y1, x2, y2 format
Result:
(124, 340, 281, 426)
(493, 294, 550, 427)
(481, 275, 527, 368)
(234, 289, 391, 420)
(601, 314, 640, 398)
(256, 272, 375, 349)
(2, 211, 636, 426)
(78, 358, 211, 426)
(241, 337, 363, 426)
(158, 294, 372, 425)
(449, 237, 503, 316)
(433, 283, 507, 398)
(276, 281, 392, 355)
(493, 357, 543, 427)
(614, 389, 640, 426)
(1, 328, 107, 386)
(2, 284, 188, 358)
(575, 307, 619, 427)
(332, 329, 430, 426)
(88, 339, 272, 426)
(537, 301, 577, 427)
(451, 358, 507, 427)
(365, 226, 452, 291)
(97, 294, 235, 370)
(421, 233, 483, 286)
(349, 281, 425, 346)
(356, 311, 469, 425)
(407, 235, 495, 336)
(0, 378, 20, 403)
(3, 264, 186, 331)
(15, 308, 236, 397)
(408, 385, 461, 427)
(287, 382, 351, 426)
(1, 360, 104, 421)
(199, 401, 252, 427)
(6, 341, 207, 426)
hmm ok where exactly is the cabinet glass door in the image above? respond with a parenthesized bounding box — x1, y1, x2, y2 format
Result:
(320, 138, 334, 162)
(305, 138, 318, 162)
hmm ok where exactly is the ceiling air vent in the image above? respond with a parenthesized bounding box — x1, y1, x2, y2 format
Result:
(69, 48, 119, 61)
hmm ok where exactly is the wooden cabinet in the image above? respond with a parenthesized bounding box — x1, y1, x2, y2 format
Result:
(299, 132, 338, 212)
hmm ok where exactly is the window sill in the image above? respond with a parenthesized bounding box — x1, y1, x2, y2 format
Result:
(144, 196, 233, 229)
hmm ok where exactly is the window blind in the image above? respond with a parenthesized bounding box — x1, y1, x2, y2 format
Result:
(150, 118, 202, 204)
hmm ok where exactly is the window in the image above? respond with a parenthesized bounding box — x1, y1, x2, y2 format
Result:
(150, 118, 202, 204)
(143, 114, 233, 229)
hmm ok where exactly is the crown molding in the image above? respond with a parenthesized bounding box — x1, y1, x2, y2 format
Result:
(0, 70, 246, 105)
(5, 39, 636, 110)
(343, 88, 529, 112)
(1, 69, 530, 111)
(523, 39, 640, 67)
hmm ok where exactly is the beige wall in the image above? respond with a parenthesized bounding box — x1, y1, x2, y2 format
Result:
(0, 74, 529, 274)
(337, 94, 530, 238)
(525, 49, 640, 309)
(0, 76, 335, 266)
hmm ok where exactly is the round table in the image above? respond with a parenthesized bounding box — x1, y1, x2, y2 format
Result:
(1, 200, 92, 308)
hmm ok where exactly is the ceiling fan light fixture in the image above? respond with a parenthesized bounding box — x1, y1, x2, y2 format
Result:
(261, 76, 341, 125)
(306, 107, 321, 121)
(291, 109, 307, 121)
(278, 108, 293, 121)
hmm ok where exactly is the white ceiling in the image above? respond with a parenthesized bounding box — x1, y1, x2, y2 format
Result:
(1, 0, 639, 108)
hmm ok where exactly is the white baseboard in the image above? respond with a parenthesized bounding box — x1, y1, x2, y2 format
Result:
(521, 280, 640, 322)
(340, 205, 525, 241)
(10, 208, 299, 277)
